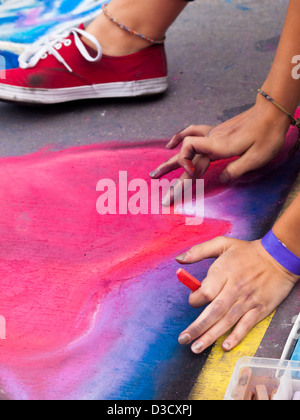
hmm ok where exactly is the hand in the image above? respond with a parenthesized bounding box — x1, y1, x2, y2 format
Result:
(176, 236, 299, 353)
(150, 125, 212, 206)
(150, 100, 290, 204)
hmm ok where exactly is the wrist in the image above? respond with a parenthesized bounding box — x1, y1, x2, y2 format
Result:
(258, 81, 299, 118)
(273, 194, 300, 259)
(255, 93, 292, 132)
(261, 229, 300, 281)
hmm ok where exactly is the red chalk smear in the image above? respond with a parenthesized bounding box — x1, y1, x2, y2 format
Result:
(0, 141, 231, 364)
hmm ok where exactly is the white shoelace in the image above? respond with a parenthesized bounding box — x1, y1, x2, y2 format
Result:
(19, 27, 102, 73)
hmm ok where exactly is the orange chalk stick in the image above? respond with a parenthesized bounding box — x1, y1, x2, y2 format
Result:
(176, 268, 201, 292)
(232, 367, 253, 401)
(254, 384, 269, 401)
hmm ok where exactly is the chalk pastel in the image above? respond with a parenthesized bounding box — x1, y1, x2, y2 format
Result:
(233, 367, 253, 400)
(293, 391, 300, 400)
(176, 268, 201, 292)
(254, 384, 269, 401)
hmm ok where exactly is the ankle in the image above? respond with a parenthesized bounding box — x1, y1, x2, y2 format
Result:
(85, 12, 157, 57)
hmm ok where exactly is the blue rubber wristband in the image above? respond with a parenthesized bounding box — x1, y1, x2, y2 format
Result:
(261, 229, 300, 276)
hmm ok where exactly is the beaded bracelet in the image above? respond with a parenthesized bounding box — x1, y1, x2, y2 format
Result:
(261, 229, 300, 276)
(258, 88, 300, 157)
(101, 3, 165, 45)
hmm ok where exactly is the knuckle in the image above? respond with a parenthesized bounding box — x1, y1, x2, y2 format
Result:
(244, 292, 256, 307)
(199, 288, 215, 303)
(214, 235, 228, 249)
(177, 155, 186, 168)
(226, 304, 243, 325)
(212, 299, 227, 316)
(188, 244, 203, 259)
(233, 279, 245, 293)
(183, 136, 193, 145)
(203, 330, 216, 345)
(187, 323, 204, 339)
(207, 263, 221, 278)
(254, 302, 265, 313)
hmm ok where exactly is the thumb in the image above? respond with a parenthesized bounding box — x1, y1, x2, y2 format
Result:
(175, 236, 233, 264)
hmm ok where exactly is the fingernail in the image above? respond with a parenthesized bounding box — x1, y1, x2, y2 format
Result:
(149, 170, 158, 178)
(185, 163, 195, 178)
(175, 253, 187, 262)
(192, 341, 204, 354)
(223, 341, 231, 351)
(178, 333, 191, 345)
(165, 141, 173, 149)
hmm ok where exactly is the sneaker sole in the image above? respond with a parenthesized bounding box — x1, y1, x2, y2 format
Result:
(0, 77, 168, 104)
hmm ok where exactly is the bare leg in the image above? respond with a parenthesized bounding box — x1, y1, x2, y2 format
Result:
(85, 0, 188, 56)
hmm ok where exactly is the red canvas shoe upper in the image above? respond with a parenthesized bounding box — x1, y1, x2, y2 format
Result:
(0, 25, 168, 90)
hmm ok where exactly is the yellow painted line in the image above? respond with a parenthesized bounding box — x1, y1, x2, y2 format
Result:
(189, 312, 275, 400)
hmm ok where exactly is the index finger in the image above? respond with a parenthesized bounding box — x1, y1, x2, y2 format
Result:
(149, 154, 180, 179)
(178, 284, 237, 345)
(166, 125, 213, 149)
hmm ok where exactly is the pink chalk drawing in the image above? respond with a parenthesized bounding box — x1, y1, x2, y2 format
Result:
(0, 118, 299, 399)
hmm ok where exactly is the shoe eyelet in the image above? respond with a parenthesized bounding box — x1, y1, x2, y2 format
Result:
(41, 53, 48, 59)
(55, 42, 63, 50)
(63, 39, 72, 47)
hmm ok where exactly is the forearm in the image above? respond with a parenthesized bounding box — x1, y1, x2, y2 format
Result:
(259, 0, 300, 114)
(255, 1, 300, 250)
(273, 193, 300, 258)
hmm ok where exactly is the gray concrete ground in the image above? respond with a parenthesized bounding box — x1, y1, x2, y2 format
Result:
(0, 0, 288, 157)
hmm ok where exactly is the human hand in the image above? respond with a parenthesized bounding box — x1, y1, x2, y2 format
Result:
(176, 236, 299, 353)
(150, 100, 290, 204)
(150, 125, 212, 206)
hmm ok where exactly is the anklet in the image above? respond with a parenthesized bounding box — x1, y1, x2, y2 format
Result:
(101, 3, 165, 45)
(258, 88, 300, 157)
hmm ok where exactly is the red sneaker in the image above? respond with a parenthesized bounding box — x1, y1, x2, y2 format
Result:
(0, 25, 168, 104)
